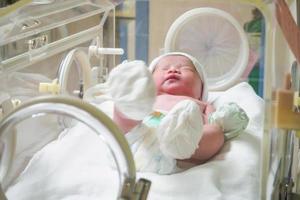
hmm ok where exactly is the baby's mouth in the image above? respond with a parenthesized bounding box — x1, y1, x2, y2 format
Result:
(165, 74, 180, 81)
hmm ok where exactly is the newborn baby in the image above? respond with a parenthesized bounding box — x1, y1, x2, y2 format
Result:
(85, 52, 249, 174)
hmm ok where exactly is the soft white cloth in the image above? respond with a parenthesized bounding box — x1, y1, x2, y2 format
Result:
(84, 60, 156, 120)
(5, 82, 264, 200)
(6, 124, 120, 200)
(157, 100, 203, 159)
(126, 99, 203, 174)
(148, 52, 208, 101)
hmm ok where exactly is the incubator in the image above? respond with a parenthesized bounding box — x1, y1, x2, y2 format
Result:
(0, 0, 149, 199)
(0, 0, 300, 199)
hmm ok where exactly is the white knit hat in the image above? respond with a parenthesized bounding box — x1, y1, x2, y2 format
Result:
(148, 52, 208, 101)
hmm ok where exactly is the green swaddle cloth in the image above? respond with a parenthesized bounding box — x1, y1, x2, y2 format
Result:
(208, 102, 249, 140)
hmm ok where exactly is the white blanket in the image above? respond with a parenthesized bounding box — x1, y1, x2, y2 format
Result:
(6, 82, 264, 200)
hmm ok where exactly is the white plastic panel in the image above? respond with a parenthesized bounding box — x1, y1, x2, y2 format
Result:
(164, 7, 249, 91)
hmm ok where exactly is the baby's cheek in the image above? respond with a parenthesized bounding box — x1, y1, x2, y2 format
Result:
(152, 77, 164, 92)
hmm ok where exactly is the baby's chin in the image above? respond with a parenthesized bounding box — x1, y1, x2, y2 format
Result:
(161, 85, 196, 98)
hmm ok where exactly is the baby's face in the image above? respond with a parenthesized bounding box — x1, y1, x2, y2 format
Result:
(152, 55, 203, 99)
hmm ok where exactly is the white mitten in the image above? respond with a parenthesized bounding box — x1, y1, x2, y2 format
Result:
(85, 61, 156, 120)
(156, 100, 203, 159)
(208, 102, 249, 140)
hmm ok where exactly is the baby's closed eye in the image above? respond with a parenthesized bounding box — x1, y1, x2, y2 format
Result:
(181, 66, 196, 72)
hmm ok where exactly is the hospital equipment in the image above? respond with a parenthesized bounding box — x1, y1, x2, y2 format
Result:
(0, 0, 300, 199)
(39, 46, 124, 97)
(0, 0, 150, 199)
(164, 7, 250, 91)
(0, 96, 151, 199)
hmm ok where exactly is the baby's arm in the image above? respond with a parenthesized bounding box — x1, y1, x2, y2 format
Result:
(186, 124, 224, 164)
(155, 95, 224, 164)
(204, 102, 215, 116)
(113, 107, 141, 133)
(198, 101, 215, 123)
(180, 102, 224, 164)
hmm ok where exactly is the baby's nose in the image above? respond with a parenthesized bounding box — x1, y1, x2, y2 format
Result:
(167, 66, 180, 73)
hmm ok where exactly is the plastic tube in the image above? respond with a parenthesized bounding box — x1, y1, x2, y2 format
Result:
(89, 46, 124, 56)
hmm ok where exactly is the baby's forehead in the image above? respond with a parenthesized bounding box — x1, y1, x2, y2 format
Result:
(156, 55, 194, 67)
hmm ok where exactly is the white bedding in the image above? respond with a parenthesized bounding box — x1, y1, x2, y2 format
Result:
(5, 82, 264, 200)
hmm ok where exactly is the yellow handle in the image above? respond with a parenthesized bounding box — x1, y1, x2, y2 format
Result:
(39, 79, 61, 94)
(294, 91, 300, 108)
(273, 90, 300, 130)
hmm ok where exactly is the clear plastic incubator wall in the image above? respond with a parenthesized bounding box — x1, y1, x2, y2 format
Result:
(0, 0, 149, 200)
(0, 0, 300, 200)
